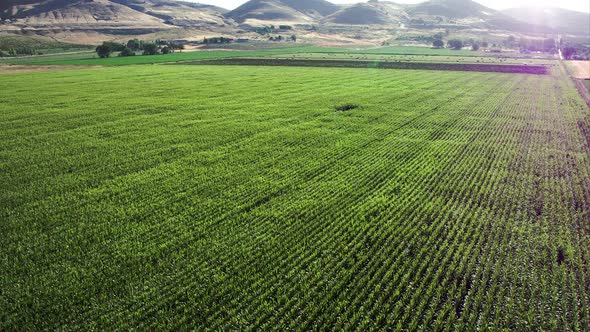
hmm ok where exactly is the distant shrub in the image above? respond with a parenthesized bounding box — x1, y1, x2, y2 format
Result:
(126, 39, 143, 51)
(170, 43, 184, 52)
(448, 39, 464, 50)
(433, 39, 444, 48)
(472, 43, 480, 51)
(335, 104, 360, 112)
(204, 37, 233, 44)
(119, 47, 135, 57)
(143, 43, 159, 55)
(102, 41, 125, 52)
(5, 46, 36, 56)
(161, 46, 171, 54)
(255, 26, 274, 35)
(95, 41, 126, 58)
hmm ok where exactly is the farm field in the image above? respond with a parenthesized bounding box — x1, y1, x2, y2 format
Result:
(0, 46, 340, 66)
(1, 63, 590, 330)
(346, 46, 556, 60)
(268, 52, 555, 65)
(0, 45, 546, 67)
(349, 46, 491, 56)
(192, 58, 550, 74)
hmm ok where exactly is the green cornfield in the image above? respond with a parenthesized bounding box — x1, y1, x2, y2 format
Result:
(1, 64, 589, 330)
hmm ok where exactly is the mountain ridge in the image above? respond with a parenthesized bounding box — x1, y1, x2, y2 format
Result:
(0, 0, 588, 45)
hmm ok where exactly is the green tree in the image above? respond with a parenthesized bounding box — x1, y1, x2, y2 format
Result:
(161, 46, 171, 54)
(119, 47, 135, 57)
(143, 43, 159, 55)
(447, 39, 463, 50)
(170, 43, 185, 52)
(95, 44, 111, 58)
(127, 39, 143, 51)
(504, 35, 517, 48)
(433, 39, 444, 48)
(291, 35, 297, 42)
(472, 43, 480, 51)
(102, 41, 125, 52)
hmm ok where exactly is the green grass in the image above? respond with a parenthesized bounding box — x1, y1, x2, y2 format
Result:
(1, 64, 590, 330)
(0, 46, 342, 65)
(584, 79, 590, 91)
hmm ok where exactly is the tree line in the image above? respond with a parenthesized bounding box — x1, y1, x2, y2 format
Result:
(430, 33, 567, 54)
(95, 39, 185, 58)
(431, 33, 481, 51)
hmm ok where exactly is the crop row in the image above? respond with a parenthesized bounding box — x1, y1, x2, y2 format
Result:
(0, 65, 588, 330)
(193, 58, 550, 75)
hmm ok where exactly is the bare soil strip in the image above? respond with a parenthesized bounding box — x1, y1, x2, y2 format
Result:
(187, 58, 550, 75)
(0, 64, 100, 74)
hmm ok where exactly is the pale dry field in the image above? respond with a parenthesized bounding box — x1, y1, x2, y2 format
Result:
(567, 60, 590, 79)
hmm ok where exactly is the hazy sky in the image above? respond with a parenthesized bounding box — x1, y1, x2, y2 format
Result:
(195, 0, 590, 13)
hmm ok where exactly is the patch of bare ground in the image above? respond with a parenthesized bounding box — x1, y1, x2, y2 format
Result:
(188, 45, 239, 52)
(0, 65, 100, 74)
(299, 32, 378, 47)
(567, 61, 590, 79)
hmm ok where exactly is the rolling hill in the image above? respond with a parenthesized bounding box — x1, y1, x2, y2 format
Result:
(0, 0, 588, 44)
(324, 1, 408, 25)
(279, 0, 340, 17)
(0, 0, 171, 31)
(405, 0, 554, 33)
(406, 0, 494, 18)
(503, 7, 590, 36)
(0, 0, 231, 32)
(110, 0, 230, 27)
(226, 0, 316, 24)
